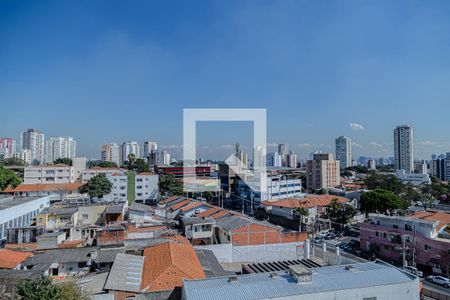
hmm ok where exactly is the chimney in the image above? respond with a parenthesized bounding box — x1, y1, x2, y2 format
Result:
(288, 265, 312, 284)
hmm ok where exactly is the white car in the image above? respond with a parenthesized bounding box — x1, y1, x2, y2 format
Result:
(427, 275, 450, 288)
(403, 266, 423, 278)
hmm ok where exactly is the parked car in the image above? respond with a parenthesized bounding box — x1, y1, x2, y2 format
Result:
(403, 266, 423, 278)
(313, 237, 322, 244)
(427, 275, 450, 288)
(324, 233, 335, 240)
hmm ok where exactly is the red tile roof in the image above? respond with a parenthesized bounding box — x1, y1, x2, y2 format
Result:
(411, 210, 450, 231)
(3, 183, 83, 193)
(195, 207, 221, 218)
(179, 201, 205, 213)
(161, 196, 181, 204)
(262, 195, 348, 209)
(0, 249, 33, 269)
(141, 241, 205, 292)
(169, 199, 192, 211)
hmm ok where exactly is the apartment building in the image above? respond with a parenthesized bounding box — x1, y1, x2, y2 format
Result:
(0, 138, 16, 159)
(21, 129, 45, 164)
(24, 164, 75, 184)
(81, 167, 127, 183)
(135, 173, 159, 203)
(44, 136, 76, 163)
(100, 143, 120, 166)
(394, 125, 414, 173)
(306, 153, 340, 191)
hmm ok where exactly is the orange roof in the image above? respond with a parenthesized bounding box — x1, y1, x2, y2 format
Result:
(195, 207, 221, 218)
(161, 196, 181, 204)
(262, 195, 348, 209)
(179, 201, 205, 212)
(5, 243, 37, 251)
(58, 240, 83, 248)
(210, 210, 232, 220)
(169, 199, 192, 211)
(411, 211, 450, 231)
(3, 183, 83, 193)
(141, 241, 205, 292)
(0, 249, 33, 269)
(138, 172, 155, 176)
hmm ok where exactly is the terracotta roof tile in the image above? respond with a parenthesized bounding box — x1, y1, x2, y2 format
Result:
(141, 241, 205, 292)
(0, 249, 33, 269)
(195, 207, 221, 218)
(3, 183, 83, 193)
(179, 201, 205, 212)
(411, 211, 450, 231)
(262, 195, 348, 209)
(169, 199, 192, 211)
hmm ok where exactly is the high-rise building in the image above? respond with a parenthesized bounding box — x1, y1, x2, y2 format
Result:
(0, 138, 16, 159)
(277, 144, 289, 167)
(14, 149, 32, 164)
(45, 136, 76, 163)
(121, 141, 140, 165)
(287, 150, 297, 168)
(394, 125, 414, 173)
(306, 153, 340, 190)
(335, 136, 352, 170)
(160, 150, 171, 165)
(101, 143, 120, 166)
(143, 141, 158, 158)
(266, 152, 282, 167)
(21, 129, 45, 164)
(367, 159, 377, 170)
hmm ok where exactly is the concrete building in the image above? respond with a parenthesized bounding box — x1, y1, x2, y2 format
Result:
(160, 150, 171, 165)
(72, 157, 87, 181)
(44, 136, 76, 163)
(335, 136, 352, 170)
(135, 173, 159, 203)
(14, 149, 32, 164)
(121, 141, 140, 166)
(360, 212, 450, 276)
(367, 159, 377, 170)
(306, 153, 340, 191)
(0, 196, 51, 240)
(287, 150, 297, 168)
(21, 129, 45, 164)
(0, 138, 16, 159)
(101, 143, 120, 166)
(81, 167, 127, 183)
(103, 174, 128, 203)
(395, 169, 431, 186)
(266, 152, 282, 167)
(394, 125, 414, 173)
(143, 141, 158, 158)
(414, 160, 427, 174)
(24, 164, 75, 184)
(182, 260, 420, 300)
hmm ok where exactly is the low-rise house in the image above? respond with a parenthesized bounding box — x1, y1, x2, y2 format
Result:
(22, 247, 123, 277)
(128, 202, 154, 223)
(360, 211, 450, 275)
(3, 183, 83, 200)
(97, 225, 125, 246)
(36, 207, 79, 230)
(126, 224, 167, 240)
(36, 231, 67, 249)
(182, 260, 420, 300)
(104, 204, 124, 224)
(181, 217, 215, 245)
(155, 196, 188, 218)
(0, 249, 33, 270)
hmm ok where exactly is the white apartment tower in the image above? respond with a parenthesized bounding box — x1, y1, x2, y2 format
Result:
(101, 143, 120, 166)
(21, 129, 45, 164)
(45, 136, 76, 163)
(143, 141, 158, 158)
(394, 125, 414, 173)
(121, 141, 140, 165)
(335, 136, 352, 170)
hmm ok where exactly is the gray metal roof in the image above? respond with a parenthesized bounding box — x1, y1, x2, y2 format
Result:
(76, 272, 109, 295)
(130, 202, 154, 213)
(106, 205, 123, 214)
(0, 196, 46, 211)
(195, 249, 236, 278)
(23, 247, 123, 266)
(183, 261, 418, 300)
(41, 207, 78, 215)
(215, 215, 252, 232)
(182, 216, 215, 225)
(103, 253, 144, 293)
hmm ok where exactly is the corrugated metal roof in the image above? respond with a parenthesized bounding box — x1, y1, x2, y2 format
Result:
(183, 261, 417, 300)
(104, 253, 144, 293)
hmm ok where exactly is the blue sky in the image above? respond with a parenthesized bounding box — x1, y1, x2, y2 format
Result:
(1, 1, 450, 160)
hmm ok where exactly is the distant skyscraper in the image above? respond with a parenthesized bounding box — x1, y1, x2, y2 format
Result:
(14, 149, 32, 164)
(143, 141, 158, 158)
(160, 150, 171, 165)
(277, 144, 289, 167)
(21, 129, 45, 164)
(266, 152, 282, 167)
(0, 138, 16, 159)
(394, 125, 414, 173)
(287, 150, 297, 168)
(121, 141, 140, 165)
(45, 136, 76, 163)
(335, 136, 352, 170)
(101, 143, 120, 166)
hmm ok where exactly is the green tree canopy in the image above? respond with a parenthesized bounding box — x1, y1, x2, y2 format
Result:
(53, 158, 72, 166)
(1, 157, 27, 166)
(79, 174, 112, 199)
(365, 172, 406, 195)
(126, 158, 149, 173)
(327, 199, 357, 226)
(0, 164, 21, 191)
(360, 188, 409, 216)
(159, 174, 183, 196)
(87, 160, 118, 168)
(16, 276, 83, 300)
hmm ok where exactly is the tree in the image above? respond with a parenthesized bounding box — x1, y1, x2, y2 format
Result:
(0, 164, 21, 191)
(159, 174, 183, 196)
(53, 158, 72, 166)
(0, 157, 27, 166)
(16, 276, 83, 300)
(87, 160, 118, 168)
(327, 199, 357, 227)
(365, 172, 406, 196)
(79, 174, 112, 199)
(360, 188, 408, 216)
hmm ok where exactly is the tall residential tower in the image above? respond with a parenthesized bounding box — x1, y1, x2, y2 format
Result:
(335, 136, 352, 170)
(394, 125, 414, 173)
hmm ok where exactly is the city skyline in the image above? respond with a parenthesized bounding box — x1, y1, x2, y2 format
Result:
(3, 1, 450, 159)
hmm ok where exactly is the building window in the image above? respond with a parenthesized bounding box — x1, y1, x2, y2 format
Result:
(375, 231, 379, 237)
(82, 214, 88, 220)
(405, 224, 412, 231)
